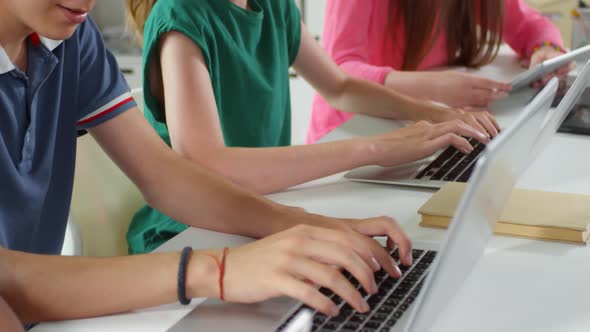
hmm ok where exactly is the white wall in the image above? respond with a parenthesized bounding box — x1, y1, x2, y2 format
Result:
(303, 0, 327, 38)
(91, 0, 126, 29)
(91, 0, 327, 35)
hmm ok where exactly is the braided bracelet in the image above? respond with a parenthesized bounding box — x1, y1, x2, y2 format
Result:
(532, 41, 566, 54)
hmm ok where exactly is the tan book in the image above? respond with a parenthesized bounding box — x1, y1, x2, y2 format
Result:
(418, 182, 590, 244)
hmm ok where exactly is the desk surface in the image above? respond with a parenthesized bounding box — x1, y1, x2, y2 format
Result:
(33, 49, 590, 332)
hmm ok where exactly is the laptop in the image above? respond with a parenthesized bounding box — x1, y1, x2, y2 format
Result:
(511, 44, 590, 90)
(343, 60, 590, 189)
(167, 79, 558, 332)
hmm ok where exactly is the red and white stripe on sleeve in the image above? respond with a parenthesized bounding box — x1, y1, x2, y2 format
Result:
(77, 93, 134, 126)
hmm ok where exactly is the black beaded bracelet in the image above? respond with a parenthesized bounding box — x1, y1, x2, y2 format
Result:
(177, 246, 193, 305)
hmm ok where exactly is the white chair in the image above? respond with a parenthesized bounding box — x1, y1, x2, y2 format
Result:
(67, 88, 146, 256)
(61, 215, 83, 256)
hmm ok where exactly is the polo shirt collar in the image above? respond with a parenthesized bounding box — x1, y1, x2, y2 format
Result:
(0, 47, 13, 74)
(39, 36, 63, 51)
(0, 34, 63, 75)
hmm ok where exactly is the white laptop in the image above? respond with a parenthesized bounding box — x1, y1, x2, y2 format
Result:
(343, 60, 590, 190)
(168, 79, 559, 332)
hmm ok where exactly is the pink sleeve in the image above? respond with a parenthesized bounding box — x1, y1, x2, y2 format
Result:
(503, 0, 564, 58)
(323, 0, 393, 85)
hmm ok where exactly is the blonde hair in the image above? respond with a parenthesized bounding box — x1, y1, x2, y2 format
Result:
(125, 0, 158, 45)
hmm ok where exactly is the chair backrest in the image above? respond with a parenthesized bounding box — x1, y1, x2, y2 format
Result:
(69, 89, 145, 256)
(61, 215, 83, 256)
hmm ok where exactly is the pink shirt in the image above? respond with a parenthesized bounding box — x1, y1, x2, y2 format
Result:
(307, 0, 564, 143)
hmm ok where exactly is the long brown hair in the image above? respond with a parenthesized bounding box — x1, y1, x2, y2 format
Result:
(125, 0, 158, 45)
(391, 0, 504, 70)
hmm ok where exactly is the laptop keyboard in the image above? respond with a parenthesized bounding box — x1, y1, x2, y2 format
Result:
(276, 248, 437, 332)
(415, 137, 484, 183)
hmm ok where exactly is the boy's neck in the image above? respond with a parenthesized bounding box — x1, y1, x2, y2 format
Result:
(0, 4, 31, 71)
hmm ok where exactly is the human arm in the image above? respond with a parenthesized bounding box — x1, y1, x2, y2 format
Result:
(0, 246, 205, 323)
(293, 25, 500, 136)
(0, 223, 400, 323)
(157, 31, 490, 195)
(503, 0, 564, 59)
(384, 71, 512, 108)
(0, 296, 23, 332)
(90, 106, 420, 272)
(320, 0, 511, 108)
(503, 0, 572, 86)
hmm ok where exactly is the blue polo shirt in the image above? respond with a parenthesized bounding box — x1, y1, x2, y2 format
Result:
(0, 19, 136, 254)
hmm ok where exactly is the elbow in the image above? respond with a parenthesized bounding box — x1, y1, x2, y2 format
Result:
(323, 75, 352, 111)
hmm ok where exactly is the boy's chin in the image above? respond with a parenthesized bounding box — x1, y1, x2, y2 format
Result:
(38, 26, 79, 41)
(32, 18, 82, 41)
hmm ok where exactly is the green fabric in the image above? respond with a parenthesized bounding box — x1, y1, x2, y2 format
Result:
(127, 0, 302, 254)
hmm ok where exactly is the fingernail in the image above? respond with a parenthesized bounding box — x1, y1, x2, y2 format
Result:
(330, 305, 339, 317)
(406, 252, 413, 265)
(371, 256, 381, 271)
(372, 279, 379, 294)
(360, 299, 370, 313)
(390, 257, 400, 274)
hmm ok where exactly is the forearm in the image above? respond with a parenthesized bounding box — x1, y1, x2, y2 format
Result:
(91, 110, 305, 239)
(0, 296, 22, 332)
(181, 139, 376, 194)
(383, 71, 437, 102)
(0, 247, 217, 323)
(504, 0, 564, 58)
(141, 150, 295, 238)
(327, 76, 449, 122)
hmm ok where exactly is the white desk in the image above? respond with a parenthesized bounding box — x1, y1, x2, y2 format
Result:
(33, 50, 590, 331)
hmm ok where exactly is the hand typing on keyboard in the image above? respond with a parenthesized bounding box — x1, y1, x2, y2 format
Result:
(429, 106, 501, 137)
(416, 137, 485, 183)
(212, 223, 411, 317)
(364, 119, 491, 168)
(278, 248, 439, 332)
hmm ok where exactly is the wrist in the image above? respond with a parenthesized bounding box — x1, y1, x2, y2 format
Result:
(532, 42, 566, 56)
(186, 250, 222, 299)
(273, 203, 348, 232)
(354, 136, 388, 166)
(422, 104, 462, 123)
(384, 71, 425, 99)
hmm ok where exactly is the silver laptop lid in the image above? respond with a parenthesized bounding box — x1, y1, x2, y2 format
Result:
(549, 60, 590, 135)
(405, 79, 559, 332)
(511, 45, 590, 90)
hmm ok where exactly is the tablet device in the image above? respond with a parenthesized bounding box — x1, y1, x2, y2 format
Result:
(512, 45, 590, 90)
